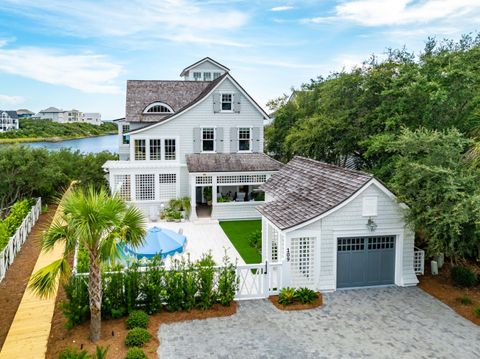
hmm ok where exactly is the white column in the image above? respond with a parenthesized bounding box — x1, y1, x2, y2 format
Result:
(212, 175, 218, 204)
(261, 218, 268, 262)
(131, 174, 137, 202)
(190, 174, 197, 220)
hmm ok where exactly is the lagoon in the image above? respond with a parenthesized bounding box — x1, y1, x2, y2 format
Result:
(16, 135, 118, 154)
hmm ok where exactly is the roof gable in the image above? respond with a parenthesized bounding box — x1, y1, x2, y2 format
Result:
(180, 57, 230, 77)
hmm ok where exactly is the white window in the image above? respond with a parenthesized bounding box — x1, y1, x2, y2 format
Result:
(164, 139, 176, 160)
(150, 139, 161, 160)
(213, 72, 221, 79)
(193, 72, 201, 81)
(134, 139, 146, 160)
(135, 174, 155, 201)
(221, 93, 233, 111)
(203, 72, 211, 81)
(114, 175, 131, 201)
(238, 128, 251, 151)
(202, 128, 215, 152)
(362, 196, 378, 217)
(159, 174, 177, 202)
(144, 102, 173, 114)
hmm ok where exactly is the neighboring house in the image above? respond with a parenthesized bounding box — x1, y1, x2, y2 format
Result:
(82, 112, 102, 125)
(0, 111, 19, 132)
(103, 57, 282, 220)
(37, 107, 65, 122)
(66, 109, 82, 122)
(16, 109, 35, 119)
(258, 156, 419, 291)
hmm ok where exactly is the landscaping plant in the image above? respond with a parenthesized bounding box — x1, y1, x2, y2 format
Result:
(295, 287, 318, 304)
(181, 258, 199, 311)
(457, 295, 473, 305)
(58, 347, 90, 359)
(248, 230, 262, 253)
(196, 253, 216, 310)
(217, 252, 238, 306)
(451, 266, 477, 288)
(124, 261, 142, 313)
(126, 310, 149, 330)
(61, 276, 90, 329)
(140, 255, 164, 314)
(125, 347, 147, 359)
(163, 259, 187, 312)
(125, 328, 151, 347)
(29, 186, 146, 342)
(102, 271, 127, 319)
(278, 287, 297, 305)
(474, 305, 480, 318)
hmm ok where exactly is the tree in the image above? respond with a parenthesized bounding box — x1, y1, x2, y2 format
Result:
(387, 128, 479, 261)
(29, 186, 145, 342)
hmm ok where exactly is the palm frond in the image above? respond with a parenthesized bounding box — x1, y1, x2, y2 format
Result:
(29, 258, 71, 298)
(118, 206, 146, 249)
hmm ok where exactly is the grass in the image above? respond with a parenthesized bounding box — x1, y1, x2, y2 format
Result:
(220, 220, 261, 264)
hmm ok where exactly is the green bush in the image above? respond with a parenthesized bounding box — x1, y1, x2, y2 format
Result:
(126, 310, 149, 329)
(0, 198, 34, 251)
(102, 271, 126, 319)
(295, 287, 318, 304)
(217, 252, 238, 306)
(278, 287, 297, 305)
(457, 295, 473, 305)
(140, 256, 164, 314)
(451, 266, 477, 287)
(474, 305, 480, 318)
(58, 346, 89, 359)
(248, 230, 262, 253)
(125, 328, 151, 347)
(125, 347, 147, 359)
(61, 276, 90, 329)
(197, 254, 216, 310)
(163, 259, 187, 312)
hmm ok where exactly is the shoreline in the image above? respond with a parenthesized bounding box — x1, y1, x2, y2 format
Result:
(0, 132, 117, 144)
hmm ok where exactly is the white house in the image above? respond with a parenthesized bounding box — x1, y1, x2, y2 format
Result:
(0, 111, 19, 132)
(37, 107, 102, 124)
(103, 57, 282, 220)
(82, 112, 102, 125)
(258, 156, 420, 291)
(36, 107, 66, 122)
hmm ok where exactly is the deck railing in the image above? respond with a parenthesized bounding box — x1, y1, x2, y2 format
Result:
(414, 246, 425, 275)
(0, 198, 42, 282)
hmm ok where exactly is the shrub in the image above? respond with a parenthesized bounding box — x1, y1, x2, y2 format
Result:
(93, 346, 109, 359)
(61, 276, 90, 329)
(126, 310, 149, 329)
(295, 287, 318, 304)
(181, 260, 198, 311)
(456, 295, 473, 305)
(58, 346, 89, 359)
(197, 254, 216, 310)
(217, 252, 238, 306)
(102, 271, 126, 319)
(248, 230, 261, 253)
(474, 305, 480, 318)
(140, 255, 164, 314)
(278, 287, 297, 305)
(163, 259, 187, 312)
(125, 328, 151, 347)
(451, 266, 477, 287)
(125, 347, 147, 359)
(124, 261, 142, 313)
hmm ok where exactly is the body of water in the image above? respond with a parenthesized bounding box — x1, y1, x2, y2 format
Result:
(16, 134, 119, 154)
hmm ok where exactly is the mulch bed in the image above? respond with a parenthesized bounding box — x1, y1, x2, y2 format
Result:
(418, 262, 480, 326)
(46, 299, 237, 359)
(269, 293, 323, 311)
(0, 205, 57, 350)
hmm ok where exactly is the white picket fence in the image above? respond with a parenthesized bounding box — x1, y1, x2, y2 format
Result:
(0, 198, 42, 283)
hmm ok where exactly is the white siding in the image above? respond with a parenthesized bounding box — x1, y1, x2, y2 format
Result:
(286, 183, 417, 292)
(211, 202, 262, 220)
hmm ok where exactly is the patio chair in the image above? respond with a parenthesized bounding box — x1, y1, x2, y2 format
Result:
(236, 192, 246, 202)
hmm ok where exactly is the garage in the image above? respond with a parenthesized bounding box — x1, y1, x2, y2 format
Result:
(337, 235, 395, 288)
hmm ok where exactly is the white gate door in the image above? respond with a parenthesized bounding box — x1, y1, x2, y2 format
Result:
(235, 262, 284, 300)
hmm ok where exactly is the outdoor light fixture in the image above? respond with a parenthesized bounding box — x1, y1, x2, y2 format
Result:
(286, 248, 290, 262)
(366, 217, 378, 232)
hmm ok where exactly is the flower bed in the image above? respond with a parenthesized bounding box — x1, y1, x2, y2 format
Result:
(269, 287, 323, 311)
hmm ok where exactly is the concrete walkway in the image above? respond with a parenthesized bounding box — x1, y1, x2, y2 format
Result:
(159, 287, 480, 359)
(0, 202, 65, 359)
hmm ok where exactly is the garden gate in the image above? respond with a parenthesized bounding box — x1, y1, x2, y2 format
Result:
(235, 261, 284, 300)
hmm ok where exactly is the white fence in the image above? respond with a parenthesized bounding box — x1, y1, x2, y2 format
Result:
(0, 198, 42, 283)
(235, 261, 283, 300)
(414, 246, 425, 275)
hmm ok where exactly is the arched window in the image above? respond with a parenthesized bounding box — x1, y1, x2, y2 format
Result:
(143, 102, 174, 114)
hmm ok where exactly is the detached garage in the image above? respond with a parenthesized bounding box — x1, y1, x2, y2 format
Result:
(258, 156, 419, 292)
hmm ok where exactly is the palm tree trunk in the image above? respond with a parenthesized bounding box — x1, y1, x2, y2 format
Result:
(88, 250, 102, 342)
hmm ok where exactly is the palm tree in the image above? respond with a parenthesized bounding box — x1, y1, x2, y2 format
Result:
(29, 186, 145, 342)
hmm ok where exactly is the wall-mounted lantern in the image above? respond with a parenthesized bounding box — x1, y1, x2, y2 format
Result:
(366, 217, 378, 232)
(286, 248, 290, 262)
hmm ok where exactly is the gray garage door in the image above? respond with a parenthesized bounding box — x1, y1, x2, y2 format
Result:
(337, 236, 395, 288)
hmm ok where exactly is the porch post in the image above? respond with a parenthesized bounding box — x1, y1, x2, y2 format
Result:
(282, 233, 291, 288)
(189, 174, 197, 220)
(261, 218, 268, 262)
(212, 175, 218, 204)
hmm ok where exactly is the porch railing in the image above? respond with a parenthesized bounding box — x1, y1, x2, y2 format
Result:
(414, 246, 425, 275)
(0, 198, 42, 282)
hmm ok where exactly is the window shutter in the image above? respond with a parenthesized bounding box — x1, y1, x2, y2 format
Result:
(213, 93, 220, 113)
(193, 127, 201, 153)
(230, 127, 238, 153)
(233, 93, 241, 113)
(362, 196, 378, 216)
(216, 127, 224, 153)
(252, 127, 261, 153)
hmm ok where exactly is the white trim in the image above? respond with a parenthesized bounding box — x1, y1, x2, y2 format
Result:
(283, 179, 407, 233)
(127, 74, 270, 136)
(143, 102, 174, 114)
(219, 91, 234, 113)
(237, 126, 253, 153)
(180, 57, 229, 76)
(201, 127, 216, 153)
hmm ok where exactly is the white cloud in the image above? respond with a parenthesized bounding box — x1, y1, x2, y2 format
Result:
(271, 5, 294, 12)
(0, 94, 24, 106)
(0, 46, 122, 94)
(1, 0, 249, 47)
(303, 0, 480, 26)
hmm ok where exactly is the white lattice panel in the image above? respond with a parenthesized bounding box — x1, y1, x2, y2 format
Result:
(135, 174, 155, 201)
(114, 174, 131, 201)
(196, 176, 212, 185)
(159, 173, 177, 202)
(290, 237, 315, 287)
(217, 174, 266, 184)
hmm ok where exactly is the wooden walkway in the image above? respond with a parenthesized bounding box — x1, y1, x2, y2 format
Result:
(0, 203, 65, 359)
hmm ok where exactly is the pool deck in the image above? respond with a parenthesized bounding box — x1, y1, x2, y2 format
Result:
(149, 220, 246, 268)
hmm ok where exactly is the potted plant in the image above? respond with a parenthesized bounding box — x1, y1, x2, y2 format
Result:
(203, 187, 212, 206)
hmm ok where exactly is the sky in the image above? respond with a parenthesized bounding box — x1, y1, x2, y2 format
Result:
(0, 0, 479, 120)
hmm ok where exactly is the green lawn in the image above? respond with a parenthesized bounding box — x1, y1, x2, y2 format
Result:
(220, 220, 262, 264)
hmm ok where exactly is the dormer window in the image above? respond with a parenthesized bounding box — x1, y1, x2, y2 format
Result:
(221, 93, 233, 111)
(193, 72, 201, 81)
(213, 72, 221, 79)
(203, 72, 212, 81)
(144, 102, 174, 114)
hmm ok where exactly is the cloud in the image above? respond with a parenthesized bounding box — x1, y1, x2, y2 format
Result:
(0, 94, 24, 106)
(1, 0, 249, 47)
(0, 46, 122, 94)
(303, 0, 480, 26)
(270, 6, 294, 12)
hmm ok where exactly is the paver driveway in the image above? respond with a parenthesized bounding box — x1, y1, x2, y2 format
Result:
(158, 287, 480, 359)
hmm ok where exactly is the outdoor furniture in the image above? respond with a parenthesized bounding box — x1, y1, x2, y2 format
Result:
(236, 192, 246, 202)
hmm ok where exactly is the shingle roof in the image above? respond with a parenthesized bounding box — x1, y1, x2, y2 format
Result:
(125, 74, 226, 123)
(257, 156, 373, 230)
(16, 109, 34, 115)
(186, 153, 283, 173)
(1, 111, 18, 119)
(40, 107, 63, 113)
